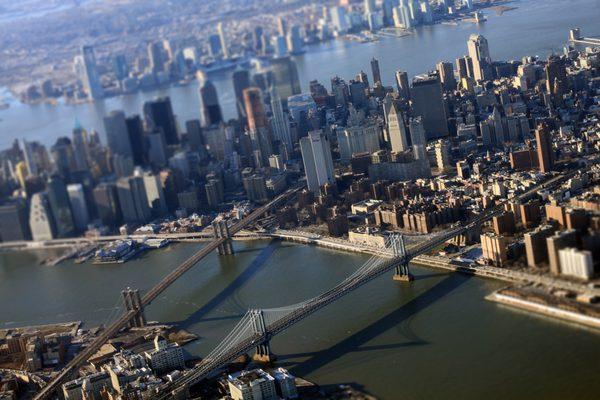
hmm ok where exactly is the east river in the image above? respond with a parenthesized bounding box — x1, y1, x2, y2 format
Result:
(1, 0, 599, 149)
(1, 240, 600, 399)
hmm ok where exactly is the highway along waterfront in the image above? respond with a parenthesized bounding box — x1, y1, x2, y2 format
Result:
(1, 240, 600, 399)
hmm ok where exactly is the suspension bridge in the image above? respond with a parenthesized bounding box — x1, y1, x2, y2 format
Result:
(33, 185, 303, 400)
(151, 209, 497, 399)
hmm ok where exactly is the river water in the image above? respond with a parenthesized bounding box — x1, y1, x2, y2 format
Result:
(0, 0, 599, 149)
(1, 240, 599, 399)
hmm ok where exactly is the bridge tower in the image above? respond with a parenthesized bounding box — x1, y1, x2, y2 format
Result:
(212, 220, 234, 255)
(250, 309, 276, 364)
(121, 287, 146, 328)
(391, 234, 413, 282)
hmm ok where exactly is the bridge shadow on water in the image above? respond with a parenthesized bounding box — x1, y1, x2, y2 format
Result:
(170, 241, 278, 330)
(282, 273, 472, 377)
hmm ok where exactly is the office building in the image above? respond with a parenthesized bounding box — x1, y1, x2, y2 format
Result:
(270, 90, 293, 151)
(125, 115, 147, 166)
(267, 57, 301, 106)
(467, 34, 492, 81)
(371, 57, 382, 85)
(0, 200, 31, 242)
(233, 69, 251, 121)
(395, 70, 410, 100)
(93, 183, 122, 227)
(46, 176, 76, 238)
(116, 176, 151, 223)
(217, 22, 229, 59)
(198, 77, 223, 127)
(535, 123, 554, 173)
(436, 61, 457, 91)
(80, 46, 104, 100)
(103, 110, 133, 159)
(142, 172, 168, 217)
(29, 192, 56, 241)
(143, 97, 179, 145)
(411, 73, 449, 139)
(67, 184, 90, 232)
(386, 101, 409, 152)
(300, 130, 335, 193)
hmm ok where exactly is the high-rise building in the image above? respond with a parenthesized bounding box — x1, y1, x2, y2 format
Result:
(480, 232, 508, 266)
(330, 7, 349, 33)
(198, 77, 223, 127)
(80, 46, 104, 100)
(559, 248, 593, 280)
(267, 57, 301, 107)
(103, 110, 133, 159)
(395, 70, 410, 100)
(411, 73, 449, 139)
(286, 25, 304, 55)
(116, 176, 151, 223)
(143, 97, 179, 145)
(142, 172, 168, 217)
(436, 62, 457, 91)
(29, 192, 56, 241)
(467, 34, 492, 81)
(47, 176, 76, 238)
(535, 123, 554, 173)
(232, 69, 251, 122)
(244, 88, 273, 164)
(0, 200, 31, 242)
(208, 34, 223, 58)
(67, 183, 90, 232)
(547, 229, 578, 275)
(147, 41, 166, 74)
(186, 119, 204, 153)
(217, 22, 229, 59)
(125, 115, 147, 166)
(300, 130, 335, 193)
(270, 89, 293, 151)
(71, 124, 90, 171)
(93, 183, 122, 227)
(371, 57, 382, 86)
(386, 101, 409, 152)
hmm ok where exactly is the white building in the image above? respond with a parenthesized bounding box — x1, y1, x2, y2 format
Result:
(300, 130, 335, 193)
(559, 248, 594, 280)
(67, 184, 90, 232)
(227, 369, 277, 400)
(29, 192, 55, 241)
(272, 368, 298, 398)
(337, 123, 381, 161)
(144, 336, 185, 374)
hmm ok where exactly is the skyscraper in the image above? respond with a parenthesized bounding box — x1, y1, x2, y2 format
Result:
(395, 70, 410, 100)
(535, 123, 554, 173)
(0, 200, 31, 242)
(386, 101, 409, 152)
(67, 183, 90, 232)
(93, 182, 122, 227)
(300, 130, 335, 193)
(81, 46, 104, 100)
(29, 192, 56, 241)
(436, 61, 457, 91)
(72, 123, 90, 172)
(103, 110, 134, 158)
(371, 57, 382, 86)
(217, 22, 229, 59)
(125, 115, 147, 166)
(143, 97, 179, 145)
(244, 88, 273, 164)
(270, 89, 293, 151)
(232, 69, 251, 122)
(267, 57, 302, 107)
(410, 73, 449, 139)
(198, 77, 223, 127)
(147, 41, 165, 74)
(467, 34, 492, 81)
(47, 176, 76, 238)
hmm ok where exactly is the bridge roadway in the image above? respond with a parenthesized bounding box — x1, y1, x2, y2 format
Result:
(33, 186, 303, 400)
(154, 170, 583, 397)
